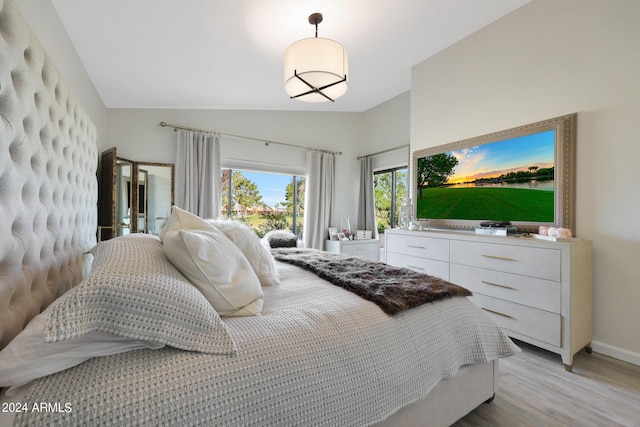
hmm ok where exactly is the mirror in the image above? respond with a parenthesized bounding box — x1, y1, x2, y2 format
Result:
(116, 159, 133, 234)
(136, 168, 148, 233)
(98, 148, 174, 240)
(132, 163, 174, 234)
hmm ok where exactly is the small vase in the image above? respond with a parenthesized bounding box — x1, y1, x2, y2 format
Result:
(399, 199, 413, 230)
(341, 218, 351, 237)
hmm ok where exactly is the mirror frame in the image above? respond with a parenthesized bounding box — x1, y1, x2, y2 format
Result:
(98, 147, 135, 240)
(99, 148, 175, 240)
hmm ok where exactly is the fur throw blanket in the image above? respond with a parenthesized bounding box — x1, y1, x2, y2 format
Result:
(271, 248, 472, 315)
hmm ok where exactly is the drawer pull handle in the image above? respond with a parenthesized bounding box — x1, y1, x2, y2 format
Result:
(482, 254, 515, 261)
(407, 245, 426, 249)
(481, 280, 514, 290)
(481, 308, 514, 319)
(406, 265, 425, 271)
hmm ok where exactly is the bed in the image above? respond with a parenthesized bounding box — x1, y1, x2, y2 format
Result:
(0, 0, 518, 425)
(0, 231, 518, 427)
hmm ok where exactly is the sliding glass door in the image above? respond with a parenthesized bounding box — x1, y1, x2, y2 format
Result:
(221, 169, 304, 238)
(373, 167, 407, 233)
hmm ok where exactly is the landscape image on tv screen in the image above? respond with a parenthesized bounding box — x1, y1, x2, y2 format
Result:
(416, 130, 555, 223)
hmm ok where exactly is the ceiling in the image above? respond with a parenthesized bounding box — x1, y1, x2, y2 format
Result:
(50, 0, 530, 112)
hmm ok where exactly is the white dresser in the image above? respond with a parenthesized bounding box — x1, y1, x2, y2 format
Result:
(325, 239, 380, 262)
(385, 228, 592, 371)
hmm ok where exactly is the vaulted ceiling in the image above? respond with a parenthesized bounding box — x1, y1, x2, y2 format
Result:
(51, 0, 529, 112)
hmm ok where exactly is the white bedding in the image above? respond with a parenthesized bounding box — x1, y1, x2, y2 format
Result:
(3, 262, 518, 426)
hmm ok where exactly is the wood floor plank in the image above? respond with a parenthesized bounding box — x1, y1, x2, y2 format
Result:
(453, 340, 640, 427)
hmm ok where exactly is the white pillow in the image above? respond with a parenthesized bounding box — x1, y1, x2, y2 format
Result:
(158, 205, 207, 241)
(0, 290, 164, 396)
(207, 219, 280, 286)
(162, 207, 264, 316)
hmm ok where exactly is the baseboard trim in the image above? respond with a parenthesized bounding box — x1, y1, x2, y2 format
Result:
(592, 340, 640, 367)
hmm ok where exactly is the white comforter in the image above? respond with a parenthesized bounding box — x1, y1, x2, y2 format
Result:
(11, 262, 518, 426)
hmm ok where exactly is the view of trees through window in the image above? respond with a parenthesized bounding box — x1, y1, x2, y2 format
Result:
(221, 169, 304, 238)
(374, 167, 407, 234)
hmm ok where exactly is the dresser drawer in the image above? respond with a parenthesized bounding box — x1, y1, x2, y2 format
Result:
(450, 240, 561, 281)
(341, 247, 380, 262)
(451, 264, 561, 313)
(469, 294, 561, 347)
(325, 240, 380, 261)
(386, 234, 449, 262)
(340, 242, 378, 256)
(386, 252, 449, 281)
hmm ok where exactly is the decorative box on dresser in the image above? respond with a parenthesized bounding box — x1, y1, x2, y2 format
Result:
(385, 228, 593, 371)
(325, 239, 380, 262)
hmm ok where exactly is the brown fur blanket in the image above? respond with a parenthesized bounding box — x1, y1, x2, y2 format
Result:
(271, 248, 472, 315)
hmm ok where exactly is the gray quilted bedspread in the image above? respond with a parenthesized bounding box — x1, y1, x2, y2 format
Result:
(16, 262, 519, 427)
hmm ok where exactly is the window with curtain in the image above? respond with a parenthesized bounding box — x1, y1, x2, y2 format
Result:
(374, 167, 407, 234)
(221, 168, 305, 238)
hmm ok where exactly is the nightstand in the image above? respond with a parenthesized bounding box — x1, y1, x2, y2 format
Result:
(325, 239, 380, 262)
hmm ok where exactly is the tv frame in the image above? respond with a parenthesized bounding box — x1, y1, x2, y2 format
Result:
(412, 113, 577, 234)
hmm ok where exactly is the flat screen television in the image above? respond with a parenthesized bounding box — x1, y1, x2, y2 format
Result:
(412, 113, 577, 234)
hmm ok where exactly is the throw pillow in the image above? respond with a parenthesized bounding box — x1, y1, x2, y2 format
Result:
(45, 234, 237, 354)
(207, 219, 280, 286)
(162, 207, 264, 316)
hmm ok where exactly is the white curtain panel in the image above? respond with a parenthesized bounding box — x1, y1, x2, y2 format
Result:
(303, 151, 335, 249)
(357, 157, 378, 239)
(175, 129, 222, 219)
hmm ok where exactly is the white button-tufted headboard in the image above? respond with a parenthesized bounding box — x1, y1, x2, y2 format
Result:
(0, 0, 98, 350)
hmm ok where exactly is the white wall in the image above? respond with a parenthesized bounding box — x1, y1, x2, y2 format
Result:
(360, 92, 411, 172)
(411, 0, 640, 365)
(18, 0, 107, 147)
(105, 90, 411, 232)
(107, 108, 363, 229)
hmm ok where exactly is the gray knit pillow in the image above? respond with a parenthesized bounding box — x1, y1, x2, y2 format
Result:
(262, 230, 298, 248)
(45, 234, 237, 355)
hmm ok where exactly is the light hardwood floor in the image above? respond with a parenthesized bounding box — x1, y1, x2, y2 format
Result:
(454, 340, 640, 427)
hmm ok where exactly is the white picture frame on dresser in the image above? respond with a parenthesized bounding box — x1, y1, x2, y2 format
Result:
(328, 227, 339, 240)
(385, 228, 592, 371)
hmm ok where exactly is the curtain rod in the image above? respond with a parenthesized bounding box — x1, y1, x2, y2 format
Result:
(356, 144, 409, 160)
(159, 122, 342, 155)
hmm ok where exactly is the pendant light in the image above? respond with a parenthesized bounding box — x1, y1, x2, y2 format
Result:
(284, 13, 348, 102)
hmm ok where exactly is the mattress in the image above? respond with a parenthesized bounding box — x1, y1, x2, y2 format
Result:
(2, 262, 518, 426)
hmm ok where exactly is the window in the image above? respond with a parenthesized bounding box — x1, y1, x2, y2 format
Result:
(221, 169, 305, 238)
(373, 167, 407, 234)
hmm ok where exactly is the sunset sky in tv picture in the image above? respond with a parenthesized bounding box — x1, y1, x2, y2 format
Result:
(447, 130, 555, 185)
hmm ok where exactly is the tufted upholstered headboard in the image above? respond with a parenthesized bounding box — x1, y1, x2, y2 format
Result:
(0, 0, 98, 350)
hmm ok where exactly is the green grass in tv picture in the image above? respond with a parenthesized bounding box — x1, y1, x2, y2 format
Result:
(416, 187, 554, 222)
